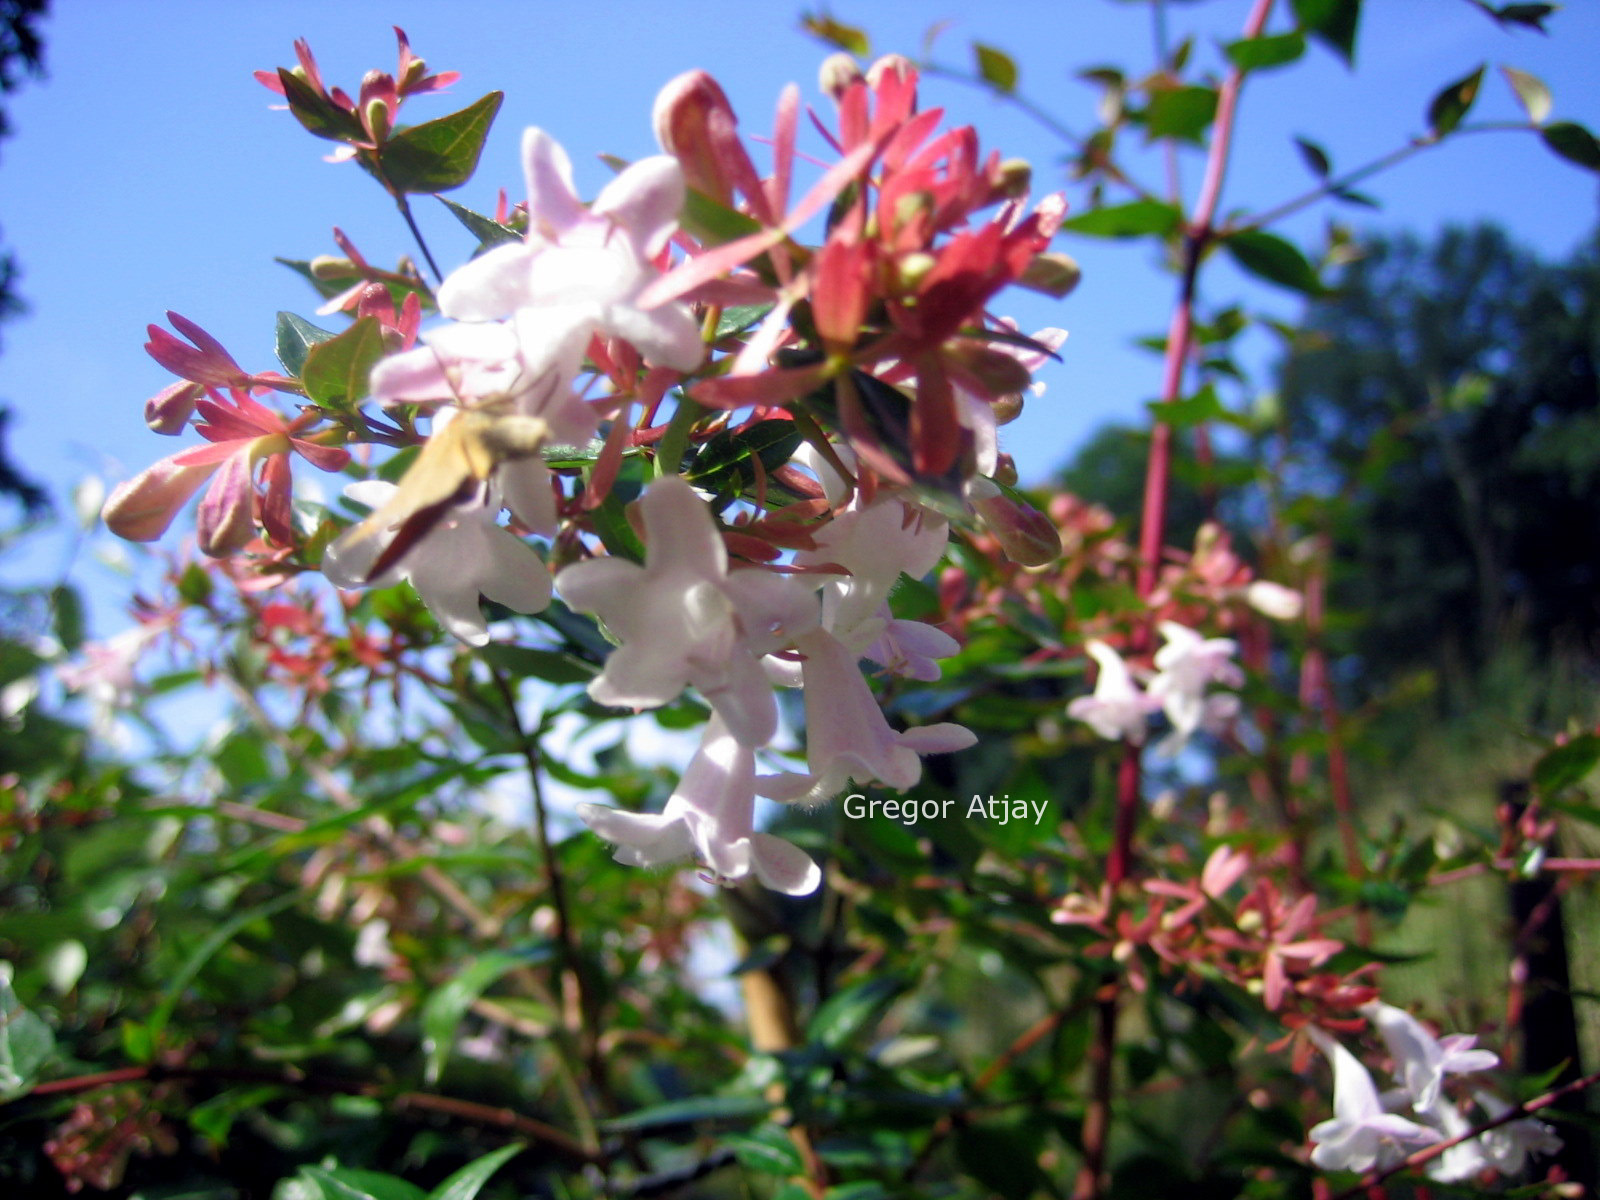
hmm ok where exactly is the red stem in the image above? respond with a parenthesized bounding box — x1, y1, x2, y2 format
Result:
(1080, 7, 1276, 1199)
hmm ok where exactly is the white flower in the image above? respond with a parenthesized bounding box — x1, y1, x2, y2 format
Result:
(1307, 1028, 1441, 1173)
(436, 128, 703, 372)
(1147, 621, 1243, 753)
(1360, 1001, 1500, 1112)
(555, 475, 817, 748)
(1067, 640, 1159, 744)
(323, 478, 552, 646)
(578, 715, 821, 895)
(1475, 1091, 1562, 1175)
(757, 627, 974, 806)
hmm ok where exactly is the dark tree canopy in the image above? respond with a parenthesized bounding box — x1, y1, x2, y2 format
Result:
(1276, 225, 1600, 685)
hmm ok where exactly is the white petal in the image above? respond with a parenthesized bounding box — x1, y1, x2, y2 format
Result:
(594, 154, 686, 258)
(750, 832, 822, 895)
(436, 243, 536, 321)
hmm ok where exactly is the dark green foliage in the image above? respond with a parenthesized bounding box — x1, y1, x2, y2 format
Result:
(1272, 225, 1600, 689)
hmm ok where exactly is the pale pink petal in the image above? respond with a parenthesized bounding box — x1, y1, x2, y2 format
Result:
(435, 242, 536, 321)
(594, 154, 686, 258)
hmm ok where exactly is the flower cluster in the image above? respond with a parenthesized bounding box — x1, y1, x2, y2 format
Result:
(102, 48, 1075, 894)
(1308, 1001, 1560, 1180)
(1068, 621, 1243, 755)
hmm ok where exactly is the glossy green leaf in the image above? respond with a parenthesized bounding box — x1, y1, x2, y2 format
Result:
(682, 187, 766, 248)
(726, 1124, 805, 1176)
(808, 975, 906, 1050)
(438, 196, 522, 252)
(427, 1143, 524, 1200)
(0, 969, 55, 1099)
(275, 311, 338, 377)
(1502, 66, 1552, 124)
(422, 947, 551, 1084)
(302, 1166, 428, 1200)
(1427, 64, 1485, 138)
(973, 42, 1018, 93)
(1223, 229, 1324, 296)
(1534, 734, 1600, 796)
(1148, 384, 1226, 429)
(602, 1094, 773, 1132)
(1224, 31, 1306, 72)
(1291, 0, 1361, 64)
(1062, 200, 1182, 240)
(714, 304, 775, 340)
(1542, 121, 1600, 173)
(380, 92, 504, 194)
(1143, 84, 1218, 143)
(684, 419, 802, 495)
(476, 643, 597, 685)
(301, 317, 386, 414)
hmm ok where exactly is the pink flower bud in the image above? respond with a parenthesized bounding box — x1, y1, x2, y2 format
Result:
(818, 53, 863, 102)
(1245, 580, 1303, 621)
(196, 446, 257, 556)
(967, 477, 1061, 567)
(102, 458, 216, 542)
(652, 69, 739, 204)
(144, 381, 205, 435)
(1017, 252, 1082, 299)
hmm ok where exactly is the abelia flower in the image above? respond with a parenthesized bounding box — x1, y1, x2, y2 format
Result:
(1147, 621, 1243, 753)
(577, 714, 821, 895)
(556, 475, 817, 748)
(1360, 1001, 1500, 1112)
(1067, 640, 1160, 744)
(323, 477, 552, 646)
(758, 627, 974, 806)
(1307, 1028, 1441, 1173)
(104, 388, 349, 555)
(435, 128, 703, 373)
(1475, 1091, 1562, 1174)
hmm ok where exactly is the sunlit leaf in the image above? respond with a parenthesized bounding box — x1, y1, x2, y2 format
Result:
(1534, 734, 1600, 796)
(427, 1144, 524, 1200)
(1502, 65, 1552, 124)
(973, 42, 1018, 93)
(275, 311, 338, 377)
(0, 969, 54, 1100)
(1223, 229, 1325, 296)
(380, 92, 504, 194)
(438, 196, 522, 252)
(800, 12, 870, 56)
(302, 1166, 427, 1200)
(1062, 200, 1182, 239)
(421, 947, 553, 1085)
(1224, 31, 1306, 72)
(301, 317, 386, 414)
(1143, 84, 1218, 143)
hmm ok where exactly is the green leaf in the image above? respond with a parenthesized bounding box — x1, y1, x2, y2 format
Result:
(50, 585, 85, 652)
(681, 187, 765, 249)
(302, 1166, 427, 1200)
(380, 92, 504, 194)
(277, 68, 366, 142)
(1469, 1, 1557, 32)
(1062, 200, 1182, 240)
(1294, 136, 1332, 179)
(1148, 384, 1226, 429)
(1534, 734, 1600, 796)
(1223, 229, 1324, 296)
(1542, 121, 1600, 172)
(683, 419, 802, 496)
(1427, 64, 1485, 137)
(808, 975, 906, 1051)
(800, 13, 870, 57)
(0, 968, 55, 1099)
(1502, 66, 1552, 124)
(1143, 85, 1219, 143)
(422, 948, 552, 1084)
(973, 42, 1018, 93)
(714, 304, 775, 340)
(301, 317, 386, 414)
(476, 644, 596, 685)
(276, 312, 338, 377)
(438, 197, 522, 252)
(725, 1124, 805, 1176)
(427, 1144, 524, 1200)
(1291, 0, 1361, 65)
(147, 892, 300, 1050)
(1224, 31, 1307, 72)
(604, 1094, 773, 1133)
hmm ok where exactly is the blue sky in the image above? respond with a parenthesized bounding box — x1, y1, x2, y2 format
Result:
(3, 0, 1598, 619)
